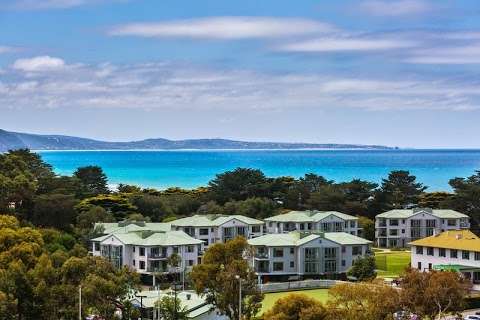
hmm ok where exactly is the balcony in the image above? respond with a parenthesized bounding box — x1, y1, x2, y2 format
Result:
(148, 252, 167, 259)
(147, 266, 169, 273)
(254, 252, 269, 259)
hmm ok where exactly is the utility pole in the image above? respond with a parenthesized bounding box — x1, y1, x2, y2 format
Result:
(79, 285, 82, 320)
(235, 275, 242, 320)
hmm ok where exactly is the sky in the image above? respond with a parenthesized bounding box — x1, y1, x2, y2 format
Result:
(1, 0, 480, 148)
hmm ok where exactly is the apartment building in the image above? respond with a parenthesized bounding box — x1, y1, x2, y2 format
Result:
(169, 214, 265, 247)
(91, 227, 203, 286)
(248, 231, 372, 281)
(264, 210, 361, 236)
(375, 208, 470, 248)
(410, 230, 480, 290)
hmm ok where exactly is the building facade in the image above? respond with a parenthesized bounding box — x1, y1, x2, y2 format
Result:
(375, 208, 470, 248)
(264, 210, 361, 236)
(91, 228, 203, 285)
(409, 230, 480, 290)
(248, 231, 372, 281)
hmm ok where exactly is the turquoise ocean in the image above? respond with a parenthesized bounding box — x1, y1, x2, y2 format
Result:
(37, 149, 480, 191)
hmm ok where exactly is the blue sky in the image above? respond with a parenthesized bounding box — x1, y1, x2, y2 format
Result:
(1, 0, 480, 148)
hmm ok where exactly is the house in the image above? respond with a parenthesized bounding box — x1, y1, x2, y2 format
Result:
(130, 289, 228, 320)
(375, 208, 470, 248)
(169, 214, 265, 247)
(91, 227, 203, 286)
(409, 230, 480, 290)
(264, 210, 361, 236)
(248, 231, 372, 281)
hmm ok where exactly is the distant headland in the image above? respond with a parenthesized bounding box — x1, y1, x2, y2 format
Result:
(0, 129, 392, 152)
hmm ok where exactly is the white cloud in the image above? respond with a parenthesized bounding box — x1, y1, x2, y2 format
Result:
(108, 17, 336, 40)
(1, 58, 480, 112)
(407, 44, 480, 64)
(12, 56, 66, 72)
(358, 0, 433, 16)
(0, 46, 17, 54)
(277, 37, 417, 52)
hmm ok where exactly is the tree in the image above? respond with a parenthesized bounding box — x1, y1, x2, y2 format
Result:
(75, 194, 138, 221)
(327, 281, 400, 320)
(263, 293, 328, 320)
(447, 171, 480, 233)
(190, 237, 263, 320)
(357, 216, 375, 241)
(31, 193, 79, 230)
(347, 255, 376, 281)
(131, 194, 173, 222)
(400, 268, 471, 319)
(155, 296, 188, 320)
(223, 197, 278, 219)
(307, 185, 345, 211)
(376, 170, 427, 210)
(74, 166, 109, 197)
(208, 168, 270, 204)
(418, 192, 452, 209)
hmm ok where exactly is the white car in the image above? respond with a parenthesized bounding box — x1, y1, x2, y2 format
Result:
(464, 316, 480, 320)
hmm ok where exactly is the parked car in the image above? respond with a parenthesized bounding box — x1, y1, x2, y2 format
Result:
(464, 315, 480, 320)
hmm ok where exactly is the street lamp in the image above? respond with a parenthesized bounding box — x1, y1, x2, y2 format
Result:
(235, 275, 242, 320)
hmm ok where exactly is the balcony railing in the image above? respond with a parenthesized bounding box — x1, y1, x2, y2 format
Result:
(148, 252, 168, 259)
(147, 267, 168, 273)
(255, 266, 269, 273)
(255, 252, 269, 259)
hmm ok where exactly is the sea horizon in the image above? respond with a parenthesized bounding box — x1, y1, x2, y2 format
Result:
(37, 149, 480, 192)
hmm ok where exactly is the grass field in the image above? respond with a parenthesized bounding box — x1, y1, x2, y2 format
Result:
(375, 250, 411, 278)
(261, 289, 330, 313)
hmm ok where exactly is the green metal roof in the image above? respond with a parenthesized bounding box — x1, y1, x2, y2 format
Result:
(96, 222, 172, 234)
(264, 210, 357, 222)
(92, 230, 202, 246)
(376, 209, 468, 219)
(170, 214, 263, 227)
(248, 231, 371, 247)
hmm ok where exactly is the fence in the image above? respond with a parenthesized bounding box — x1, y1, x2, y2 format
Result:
(260, 279, 340, 293)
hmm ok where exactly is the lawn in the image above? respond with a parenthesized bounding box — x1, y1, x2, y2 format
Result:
(261, 289, 330, 313)
(375, 250, 411, 278)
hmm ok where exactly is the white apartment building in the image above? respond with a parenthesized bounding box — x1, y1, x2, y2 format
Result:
(375, 208, 470, 248)
(410, 230, 480, 290)
(91, 227, 203, 286)
(169, 214, 265, 247)
(264, 210, 361, 236)
(248, 231, 372, 281)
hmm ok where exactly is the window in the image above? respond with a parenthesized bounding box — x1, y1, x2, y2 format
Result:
(439, 248, 446, 257)
(341, 246, 346, 253)
(447, 219, 457, 227)
(416, 246, 423, 255)
(324, 247, 337, 259)
(289, 247, 294, 255)
(269, 222, 273, 227)
(273, 248, 284, 257)
(475, 252, 480, 261)
(132, 259, 135, 267)
(402, 219, 405, 224)
(173, 247, 179, 254)
(305, 248, 317, 260)
(139, 261, 145, 270)
(428, 263, 432, 270)
(307, 223, 313, 230)
(211, 227, 215, 232)
(352, 246, 362, 255)
(389, 219, 399, 226)
(402, 229, 405, 234)
(94, 243, 100, 251)
(427, 247, 434, 256)
(389, 229, 398, 236)
(341, 260, 346, 267)
(300, 224, 305, 230)
(474, 272, 480, 284)
(463, 250, 470, 260)
(252, 225, 260, 233)
(417, 262, 422, 270)
(426, 220, 436, 228)
(203, 239, 209, 246)
(133, 246, 135, 252)
(188, 260, 194, 266)
(139, 247, 145, 256)
(187, 245, 194, 253)
(450, 249, 458, 258)
(350, 221, 356, 228)
(324, 260, 336, 273)
(199, 228, 209, 236)
(290, 261, 294, 268)
(273, 262, 283, 271)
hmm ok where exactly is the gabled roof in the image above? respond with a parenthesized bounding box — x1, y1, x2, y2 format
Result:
(170, 214, 264, 227)
(409, 230, 480, 252)
(248, 231, 371, 247)
(213, 215, 263, 226)
(264, 210, 357, 223)
(376, 209, 468, 219)
(95, 222, 172, 234)
(92, 230, 202, 246)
